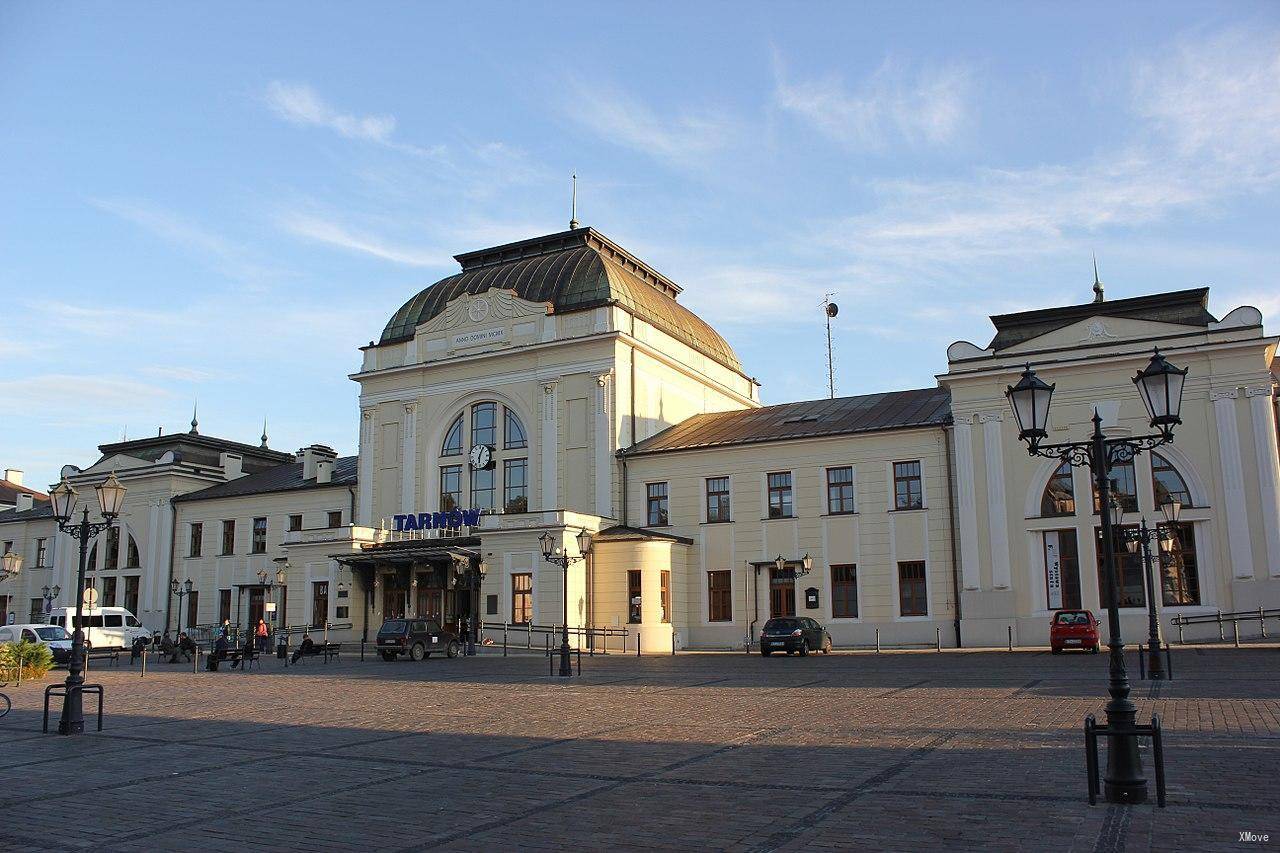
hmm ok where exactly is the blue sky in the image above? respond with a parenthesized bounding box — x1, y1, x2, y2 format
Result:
(3, 2, 1278, 490)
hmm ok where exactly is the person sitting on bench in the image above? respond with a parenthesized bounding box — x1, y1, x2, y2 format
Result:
(290, 632, 315, 664)
(209, 631, 229, 671)
(160, 633, 178, 663)
(230, 632, 254, 669)
(177, 633, 196, 662)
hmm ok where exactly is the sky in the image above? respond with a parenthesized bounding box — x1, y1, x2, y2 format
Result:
(2, 2, 1279, 490)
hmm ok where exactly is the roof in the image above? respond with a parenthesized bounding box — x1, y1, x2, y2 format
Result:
(987, 288, 1217, 351)
(622, 387, 952, 457)
(592, 525, 694, 546)
(172, 456, 358, 503)
(379, 227, 744, 374)
(0, 501, 53, 525)
(97, 433, 293, 474)
(0, 478, 46, 506)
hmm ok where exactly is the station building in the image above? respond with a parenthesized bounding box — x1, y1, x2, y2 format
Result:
(2, 225, 1278, 651)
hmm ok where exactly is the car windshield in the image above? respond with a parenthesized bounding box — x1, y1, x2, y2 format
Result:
(35, 626, 70, 641)
(765, 618, 801, 631)
(1055, 612, 1089, 625)
(379, 621, 407, 634)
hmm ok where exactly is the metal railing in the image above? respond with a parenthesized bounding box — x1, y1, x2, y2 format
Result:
(1170, 608, 1280, 645)
(478, 621, 631, 656)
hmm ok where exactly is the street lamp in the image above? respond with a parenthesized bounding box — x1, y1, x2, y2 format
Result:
(1123, 498, 1182, 680)
(1007, 348, 1187, 804)
(41, 584, 61, 616)
(465, 560, 488, 656)
(47, 471, 127, 735)
(171, 577, 193, 637)
(0, 550, 20, 581)
(540, 529, 591, 676)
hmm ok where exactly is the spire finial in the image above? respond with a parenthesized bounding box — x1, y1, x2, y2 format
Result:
(260, 418, 269, 449)
(569, 173, 580, 230)
(190, 401, 199, 435)
(1092, 253, 1105, 303)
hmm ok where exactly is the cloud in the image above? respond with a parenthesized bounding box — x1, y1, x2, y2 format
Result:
(774, 54, 972, 149)
(278, 213, 449, 267)
(264, 81, 397, 144)
(0, 374, 173, 423)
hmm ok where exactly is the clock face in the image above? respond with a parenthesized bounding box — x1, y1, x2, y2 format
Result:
(469, 444, 492, 470)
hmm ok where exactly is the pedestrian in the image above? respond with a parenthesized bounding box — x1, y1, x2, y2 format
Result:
(130, 635, 148, 665)
(255, 618, 268, 654)
(290, 632, 315, 664)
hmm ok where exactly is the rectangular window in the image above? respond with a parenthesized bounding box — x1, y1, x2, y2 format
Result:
(124, 576, 139, 614)
(486, 594, 498, 616)
(188, 523, 202, 557)
(471, 466, 495, 512)
(898, 561, 928, 616)
(1160, 522, 1201, 606)
(186, 590, 199, 628)
(220, 520, 235, 555)
(660, 570, 671, 623)
(1, 541, 11, 555)
(327, 511, 342, 528)
(893, 461, 923, 510)
(218, 589, 231, 624)
(34, 538, 48, 566)
(511, 573, 532, 624)
(288, 514, 303, 532)
(251, 517, 268, 554)
(826, 467, 855, 514)
(105, 526, 120, 569)
(1093, 458, 1139, 514)
(831, 564, 858, 617)
(708, 570, 732, 622)
(646, 482, 669, 526)
(767, 472, 793, 518)
(472, 402, 497, 447)
(628, 570, 642, 623)
(1043, 530, 1082, 610)
(503, 458, 528, 513)
(705, 477, 731, 523)
(102, 576, 118, 607)
(311, 581, 330, 629)
(30, 598, 43, 622)
(440, 465, 462, 512)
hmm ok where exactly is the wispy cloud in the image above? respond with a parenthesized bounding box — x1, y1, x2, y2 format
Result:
(0, 374, 173, 425)
(264, 81, 397, 144)
(774, 54, 972, 150)
(278, 213, 449, 267)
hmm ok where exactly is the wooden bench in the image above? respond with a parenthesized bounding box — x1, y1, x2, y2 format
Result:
(209, 647, 261, 671)
(85, 648, 120, 667)
(320, 643, 341, 662)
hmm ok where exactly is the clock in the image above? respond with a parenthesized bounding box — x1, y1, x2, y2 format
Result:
(469, 444, 493, 470)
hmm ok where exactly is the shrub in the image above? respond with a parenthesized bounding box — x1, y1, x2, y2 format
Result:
(0, 640, 54, 681)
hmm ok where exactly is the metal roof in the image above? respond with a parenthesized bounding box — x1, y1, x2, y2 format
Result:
(987, 288, 1217, 351)
(379, 227, 744, 374)
(172, 456, 358, 503)
(621, 387, 952, 456)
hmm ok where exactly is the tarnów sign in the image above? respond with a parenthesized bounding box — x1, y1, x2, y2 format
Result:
(393, 509, 483, 532)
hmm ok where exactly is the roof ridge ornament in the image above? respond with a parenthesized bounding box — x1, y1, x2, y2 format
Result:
(569, 173, 580, 230)
(260, 418, 269, 448)
(190, 401, 199, 435)
(1093, 253, 1105, 303)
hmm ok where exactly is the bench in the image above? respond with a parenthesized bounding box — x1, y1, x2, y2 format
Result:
(85, 649, 120, 667)
(293, 643, 341, 664)
(208, 647, 260, 671)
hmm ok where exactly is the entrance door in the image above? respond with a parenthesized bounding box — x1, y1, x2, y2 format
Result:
(769, 569, 796, 617)
(382, 583, 406, 619)
(248, 587, 265, 629)
(416, 586, 442, 622)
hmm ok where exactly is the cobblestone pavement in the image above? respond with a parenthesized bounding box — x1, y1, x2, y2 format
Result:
(1, 646, 1277, 852)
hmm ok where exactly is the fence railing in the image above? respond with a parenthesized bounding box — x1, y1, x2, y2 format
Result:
(1170, 608, 1279, 645)
(477, 622, 631, 656)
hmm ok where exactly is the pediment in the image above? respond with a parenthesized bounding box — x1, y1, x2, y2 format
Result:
(79, 453, 151, 475)
(417, 287, 549, 336)
(1001, 315, 1197, 355)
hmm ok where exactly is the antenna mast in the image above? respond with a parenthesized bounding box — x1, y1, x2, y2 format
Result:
(822, 294, 839, 399)
(569, 173, 580, 229)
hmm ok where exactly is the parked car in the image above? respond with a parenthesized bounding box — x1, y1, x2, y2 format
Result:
(1050, 609, 1101, 654)
(376, 618, 460, 661)
(46, 606, 149, 650)
(0, 623, 73, 664)
(760, 617, 832, 656)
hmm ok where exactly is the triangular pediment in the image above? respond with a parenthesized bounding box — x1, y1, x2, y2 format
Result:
(1001, 315, 1199, 354)
(78, 453, 152, 475)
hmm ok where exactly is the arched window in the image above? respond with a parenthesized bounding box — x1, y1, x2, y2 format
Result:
(1040, 462, 1075, 517)
(1092, 458, 1138, 514)
(88, 542, 98, 570)
(1151, 452, 1193, 508)
(126, 535, 140, 567)
(471, 402, 497, 446)
(104, 527, 120, 570)
(441, 415, 463, 456)
(504, 408, 527, 449)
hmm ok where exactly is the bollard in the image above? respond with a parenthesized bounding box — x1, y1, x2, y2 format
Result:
(1165, 643, 1174, 680)
(1233, 620, 1240, 648)
(1178, 622, 1184, 644)
(672, 631, 677, 656)
(1261, 607, 1267, 639)
(503, 623, 508, 658)
(141, 649, 147, 678)
(637, 632, 641, 658)
(527, 624, 532, 650)
(1138, 643, 1146, 679)
(875, 628, 880, 653)
(1217, 609, 1224, 641)
(936, 626, 941, 652)
(1008, 624, 1013, 652)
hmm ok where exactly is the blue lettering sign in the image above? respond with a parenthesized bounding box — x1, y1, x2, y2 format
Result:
(402, 513, 418, 532)
(392, 514, 406, 531)
(432, 511, 448, 529)
(461, 509, 481, 527)
(417, 512, 432, 530)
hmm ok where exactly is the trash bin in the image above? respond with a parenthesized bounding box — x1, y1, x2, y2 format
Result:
(277, 637, 288, 659)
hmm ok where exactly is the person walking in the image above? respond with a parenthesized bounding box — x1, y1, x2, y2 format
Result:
(255, 618, 268, 654)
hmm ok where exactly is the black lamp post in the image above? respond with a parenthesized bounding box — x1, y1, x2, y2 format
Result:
(1006, 348, 1187, 804)
(1, 552, 21, 623)
(540, 529, 592, 677)
(1124, 499, 1181, 680)
(465, 560, 487, 656)
(171, 577, 193, 637)
(47, 472, 127, 735)
(41, 584, 61, 618)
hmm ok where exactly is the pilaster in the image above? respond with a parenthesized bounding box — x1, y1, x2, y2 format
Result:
(981, 412, 1012, 589)
(1245, 385, 1280, 577)
(358, 409, 375, 526)
(1212, 389, 1254, 579)
(952, 418, 981, 590)
(594, 371, 614, 519)
(541, 381, 559, 512)
(401, 401, 418, 512)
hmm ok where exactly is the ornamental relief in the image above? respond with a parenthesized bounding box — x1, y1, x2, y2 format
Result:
(418, 287, 550, 335)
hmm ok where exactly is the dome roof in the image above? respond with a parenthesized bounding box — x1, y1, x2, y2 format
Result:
(380, 227, 743, 374)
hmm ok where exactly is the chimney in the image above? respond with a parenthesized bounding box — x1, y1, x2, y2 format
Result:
(220, 452, 244, 480)
(16, 493, 34, 512)
(316, 458, 333, 484)
(3, 469, 21, 486)
(297, 444, 337, 481)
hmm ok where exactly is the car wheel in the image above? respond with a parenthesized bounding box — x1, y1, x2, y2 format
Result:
(380, 651, 396, 662)
(761, 650, 772, 657)
(410, 643, 425, 662)
(1091, 645, 1100, 654)
(799, 641, 809, 657)
(822, 637, 832, 654)
(446, 641, 460, 658)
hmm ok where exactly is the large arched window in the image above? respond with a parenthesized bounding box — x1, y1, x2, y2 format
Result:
(126, 534, 140, 568)
(441, 415, 463, 457)
(438, 402, 529, 516)
(1092, 458, 1138, 514)
(1151, 452, 1193, 508)
(1040, 462, 1075, 517)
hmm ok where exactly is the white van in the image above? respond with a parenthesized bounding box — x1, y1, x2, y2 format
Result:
(0, 623, 74, 664)
(46, 607, 149, 649)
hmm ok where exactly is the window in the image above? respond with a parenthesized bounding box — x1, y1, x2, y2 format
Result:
(486, 594, 498, 616)
(511, 573, 532, 624)
(1152, 453, 1193, 508)
(708, 571, 732, 621)
(1095, 526, 1146, 608)
(311, 581, 329, 628)
(102, 576, 117, 607)
(1042, 530, 1081, 610)
(646, 482, 669, 526)
(1041, 462, 1076, 517)
(1, 541, 10, 555)
(105, 526, 120, 569)
(327, 511, 343, 528)
(706, 477, 731, 523)
(186, 590, 199, 628)
(898, 562, 928, 616)
(504, 408, 528, 449)
(126, 535, 140, 567)
(893, 461, 923, 510)
(220, 520, 235, 555)
(35, 538, 47, 567)
(441, 415, 464, 456)
(218, 589, 231, 623)
(831, 564, 858, 617)
(1161, 522, 1201, 606)
(251, 517, 268, 554)
(88, 542, 97, 569)
(440, 466, 462, 513)
(188, 523, 202, 558)
(471, 466, 495, 511)
(1093, 458, 1138, 514)
(767, 472, 793, 518)
(826, 467, 855, 514)
(29, 599, 43, 622)
(288, 514, 303, 532)
(471, 402, 497, 447)
(628, 570, 642, 623)
(660, 570, 671, 623)
(504, 458, 528, 513)
(124, 576, 139, 614)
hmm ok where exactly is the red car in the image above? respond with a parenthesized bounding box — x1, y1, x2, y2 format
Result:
(1050, 610, 1100, 654)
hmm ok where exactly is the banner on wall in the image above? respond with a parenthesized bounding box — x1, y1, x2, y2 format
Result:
(1044, 532, 1063, 610)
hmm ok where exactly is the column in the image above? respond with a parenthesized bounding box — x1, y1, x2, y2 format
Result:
(401, 402, 418, 512)
(541, 381, 559, 512)
(358, 408, 375, 526)
(1212, 389, 1254, 579)
(594, 372, 614, 519)
(146, 499, 162, 615)
(953, 419, 981, 590)
(982, 412, 1012, 589)
(1246, 385, 1280, 577)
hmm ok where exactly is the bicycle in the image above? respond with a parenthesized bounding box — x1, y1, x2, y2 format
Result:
(0, 683, 10, 718)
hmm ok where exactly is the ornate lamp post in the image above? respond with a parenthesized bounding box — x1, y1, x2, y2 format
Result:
(1, 552, 21, 623)
(1006, 348, 1187, 804)
(41, 584, 61, 617)
(171, 578, 193, 637)
(465, 560, 488, 656)
(47, 472, 127, 735)
(1123, 499, 1181, 680)
(540, 529, 592, 677)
